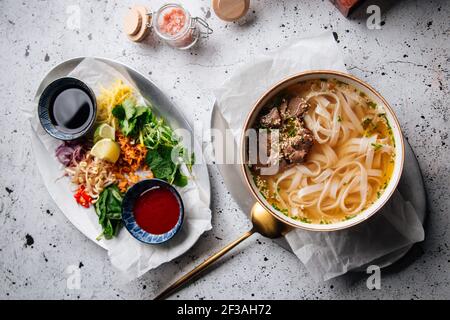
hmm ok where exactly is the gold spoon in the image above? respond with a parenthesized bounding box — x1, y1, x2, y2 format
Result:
(154, 203, 291, 300)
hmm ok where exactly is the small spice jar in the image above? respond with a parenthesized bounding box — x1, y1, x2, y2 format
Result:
(124, 3, 212, 50)
(124, 5, 152, 42)
(212, 0, 250, 22)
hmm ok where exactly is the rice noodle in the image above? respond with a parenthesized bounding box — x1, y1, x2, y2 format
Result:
(65, 152, 116, 199)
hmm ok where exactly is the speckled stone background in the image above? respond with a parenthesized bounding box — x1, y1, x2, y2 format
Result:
(0, 0, 449, 300)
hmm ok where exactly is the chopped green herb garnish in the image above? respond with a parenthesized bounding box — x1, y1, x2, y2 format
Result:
(368, 101, 377, 109)
(299, 217, 312, 223)
(272, 203, 288, 215)
(371, 143, 383, 151)
(285, 118, 298, 137)
(288, 127, 297, 137)
(378, 113, 392, 130)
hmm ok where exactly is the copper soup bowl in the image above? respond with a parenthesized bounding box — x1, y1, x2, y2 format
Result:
(240, 70, 405, 232)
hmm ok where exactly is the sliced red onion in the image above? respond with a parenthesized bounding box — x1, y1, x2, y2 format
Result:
(55, 140, 88, 167)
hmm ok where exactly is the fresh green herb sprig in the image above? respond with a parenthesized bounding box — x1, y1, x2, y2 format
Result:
(141, 115, 177, 150)
(141, 115, 193, 187)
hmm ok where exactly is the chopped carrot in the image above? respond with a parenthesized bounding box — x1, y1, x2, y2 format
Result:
(113, 132, 152, 193)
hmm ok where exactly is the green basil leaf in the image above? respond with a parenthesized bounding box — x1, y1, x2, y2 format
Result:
(107, 211, 122, 220)
(112, 220, 122, 236)
(109, 185, 123, 198)
(95, 185, 123, 240)
(103, 220, 114, 239)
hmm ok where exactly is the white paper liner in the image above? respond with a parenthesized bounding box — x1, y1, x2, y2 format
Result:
(213, 32, 425, 281)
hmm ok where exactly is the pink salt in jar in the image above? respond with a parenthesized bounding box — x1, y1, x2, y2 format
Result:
(153, 3, 212, 50)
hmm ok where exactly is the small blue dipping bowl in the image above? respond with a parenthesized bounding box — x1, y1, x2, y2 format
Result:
(38, 77, 97, 140)
(122, 179, 185, 244)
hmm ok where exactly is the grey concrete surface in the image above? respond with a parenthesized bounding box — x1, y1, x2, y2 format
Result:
(0, 0, 449, 299)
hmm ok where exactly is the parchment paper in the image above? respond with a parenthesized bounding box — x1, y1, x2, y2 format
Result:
(213, 32, 425, 281)
(26, 58, 212, 280)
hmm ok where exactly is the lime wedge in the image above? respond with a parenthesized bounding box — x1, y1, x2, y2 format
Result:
(91, 138, 120, 163)
(94, 123, 115, 143)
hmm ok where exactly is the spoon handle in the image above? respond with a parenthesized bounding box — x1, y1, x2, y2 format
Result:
(154, 229, 255, 300)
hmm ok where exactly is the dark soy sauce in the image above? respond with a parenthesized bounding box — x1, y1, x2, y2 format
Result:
(50, 88, 94, 133)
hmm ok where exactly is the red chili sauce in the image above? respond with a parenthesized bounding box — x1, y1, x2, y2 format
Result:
(133, 187, 180, 234)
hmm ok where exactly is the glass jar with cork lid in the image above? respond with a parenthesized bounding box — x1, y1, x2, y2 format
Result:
(123, 3, 212, 50)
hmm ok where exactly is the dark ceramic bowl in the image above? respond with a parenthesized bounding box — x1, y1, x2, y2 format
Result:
(122, 179, 184, 244)
(38, 77, 97, 140)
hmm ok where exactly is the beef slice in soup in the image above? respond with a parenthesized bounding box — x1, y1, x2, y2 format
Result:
(259, 107, 282, 128)
(279, 96, 310, 120)
(255, 96, 314, 174)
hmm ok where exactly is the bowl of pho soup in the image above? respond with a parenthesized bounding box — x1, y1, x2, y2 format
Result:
(241, 71, 404, 231)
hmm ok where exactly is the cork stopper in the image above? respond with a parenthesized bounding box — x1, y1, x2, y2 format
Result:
(212, 0, 250, 22)
(123, 6, 151, 42)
